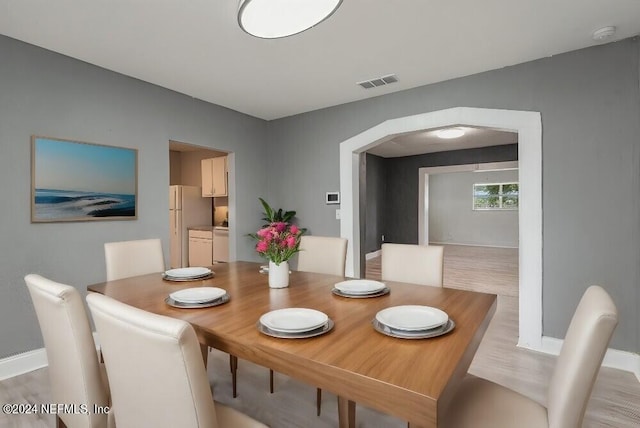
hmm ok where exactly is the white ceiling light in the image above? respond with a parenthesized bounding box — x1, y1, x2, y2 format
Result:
(435, 128, 466, 139)
(592, 26, 616, 41)
(238, 0, 342, 39)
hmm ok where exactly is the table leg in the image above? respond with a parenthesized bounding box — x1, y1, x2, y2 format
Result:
(337, 396, 355, 428)
(200, 344, 208, 369)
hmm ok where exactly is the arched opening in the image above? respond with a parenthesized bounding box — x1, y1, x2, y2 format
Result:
(339, 107, 542, 350)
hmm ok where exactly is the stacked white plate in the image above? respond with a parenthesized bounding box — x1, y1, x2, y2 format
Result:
(258, 308, 333, 339)
(332, 279, 390, 298)
(373, 305, 454, 339)
(163, 267, 213, 281)
(165, 287, 229, 308)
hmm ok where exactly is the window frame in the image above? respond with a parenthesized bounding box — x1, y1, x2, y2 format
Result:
(472, 181, 519, 211)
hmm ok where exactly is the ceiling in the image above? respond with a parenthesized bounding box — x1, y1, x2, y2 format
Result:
(368, 126, 517, 158)
(1, 1, 639, 121)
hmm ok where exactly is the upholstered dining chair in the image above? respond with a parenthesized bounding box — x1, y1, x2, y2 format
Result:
(381, 243, 444, 287)
(297, 235, 348, 276)
(440, 285, 618, 428)
(104, 237, 239, 397)
(24, 274, 113, 428)
(270, 235, 348, 416)
(104, 238, 165, 281)
(86, 292, 267, 428)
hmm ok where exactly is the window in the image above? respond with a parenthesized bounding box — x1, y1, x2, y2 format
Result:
(473, 182, 519, 210)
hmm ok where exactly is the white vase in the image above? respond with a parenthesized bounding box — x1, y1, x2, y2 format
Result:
(268, 260, 290, 288)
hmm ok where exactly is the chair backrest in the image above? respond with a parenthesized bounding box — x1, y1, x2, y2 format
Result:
(104, 238, 165, 281)
(297, 235, 348, 276)
(86, 292, 219, 428)
(381, 243, 444, 286)
(24, 274, 109, 428)
(547, 285, 618, 428)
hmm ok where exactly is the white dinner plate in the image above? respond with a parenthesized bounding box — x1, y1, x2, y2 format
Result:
(169, 287, 226, 303)
(334, 279, 386, 295)
(260, 308, 329, 333)
(164, 267, 211, 279)
(375, 305, 448, 331)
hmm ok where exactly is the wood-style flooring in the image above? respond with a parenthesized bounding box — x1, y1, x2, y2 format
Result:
(1, 245, 638, 427)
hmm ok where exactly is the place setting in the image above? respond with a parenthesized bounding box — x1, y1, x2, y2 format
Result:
(162, 266, 214, 282)
(165, 286, 229, 309)
(372, 305, 455, 339)
(332, 279, 390, 298)
(257, 308, 334, 339)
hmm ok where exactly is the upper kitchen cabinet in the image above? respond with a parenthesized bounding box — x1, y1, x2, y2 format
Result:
(201, 156, 227, 197)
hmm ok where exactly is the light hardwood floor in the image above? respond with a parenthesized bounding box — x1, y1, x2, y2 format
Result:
(2, 245, 638, 427)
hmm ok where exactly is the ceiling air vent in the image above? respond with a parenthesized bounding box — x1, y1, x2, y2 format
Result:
(357, 74, 398, 89)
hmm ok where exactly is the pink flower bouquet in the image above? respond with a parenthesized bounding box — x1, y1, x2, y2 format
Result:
(254, 222, 303, 265)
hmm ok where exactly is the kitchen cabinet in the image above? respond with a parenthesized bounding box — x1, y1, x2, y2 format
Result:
(188, 229, 213, 267)
(201, 156, 227, 197)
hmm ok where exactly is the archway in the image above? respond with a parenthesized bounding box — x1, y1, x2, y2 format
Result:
(339, 107, 542, 350)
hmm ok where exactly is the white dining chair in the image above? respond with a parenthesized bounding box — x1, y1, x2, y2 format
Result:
(272, 235, 348, 416)
(104, 238, 165, 281)
(24, 274, 113, 428)
(86, 292, 267, 428)
(381, 243, 444, 287)
(297, 235, 348, 276)
(440, 285, 618, 428)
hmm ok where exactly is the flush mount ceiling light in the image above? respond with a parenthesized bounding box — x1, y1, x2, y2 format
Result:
(435, 128, 466, 139)
(238, 0, 342, 39)
(592, 26, 616, 41)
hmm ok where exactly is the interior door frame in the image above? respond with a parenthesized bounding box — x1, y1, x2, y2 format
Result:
(339, 107, 542, 351)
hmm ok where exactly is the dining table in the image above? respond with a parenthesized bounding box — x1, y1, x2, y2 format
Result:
(87, 261, 496, 428)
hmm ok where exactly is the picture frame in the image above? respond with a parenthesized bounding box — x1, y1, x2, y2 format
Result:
(31, 136, 138, 222)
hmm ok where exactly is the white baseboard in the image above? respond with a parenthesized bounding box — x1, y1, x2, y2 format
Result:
(0, 333, 101, 381)
(365, 250, 381, 260)
(0, 349, 48, 381)
(540, 336, 640, 382)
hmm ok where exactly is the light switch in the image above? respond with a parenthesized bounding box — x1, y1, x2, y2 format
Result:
(335, 209, 341, 220)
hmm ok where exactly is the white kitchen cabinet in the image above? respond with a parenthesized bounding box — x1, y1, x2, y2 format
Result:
(188, 229, 213, 267)
(201, 156, 227, 197)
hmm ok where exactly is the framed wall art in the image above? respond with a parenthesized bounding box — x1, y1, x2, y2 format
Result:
(31, 136, 138, 222)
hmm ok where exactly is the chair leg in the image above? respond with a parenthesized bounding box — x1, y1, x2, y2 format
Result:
(317, 388, 322, 416)
(230, 355, 238, 398)
(269, 369, 274, 393)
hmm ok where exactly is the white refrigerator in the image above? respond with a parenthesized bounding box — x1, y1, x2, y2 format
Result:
(169, 185, 212, 268)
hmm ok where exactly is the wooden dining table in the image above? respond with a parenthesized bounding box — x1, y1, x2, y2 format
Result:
(87, 261, 496, 428)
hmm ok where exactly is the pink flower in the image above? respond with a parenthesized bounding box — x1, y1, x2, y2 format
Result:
(286, 235, 296, 248)
(273, 222, 287, 233)
(256, 241, 268, 253)
(256, 228, 270, 238)
(290, 225, 299, 235)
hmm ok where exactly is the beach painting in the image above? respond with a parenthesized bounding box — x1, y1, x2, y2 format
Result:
(31, 136, 137, 222)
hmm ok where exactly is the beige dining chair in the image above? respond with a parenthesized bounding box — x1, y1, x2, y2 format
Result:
(24, 274, 113, 428)
(381, 243, 444, 287)
(104, 238, 165, 281)
(297, 235, 348, 276)
(104, 237, 239, 397)
(440, 285, 618, 428)
(269, 235, 348, 416)
(86, 292, 267, 428)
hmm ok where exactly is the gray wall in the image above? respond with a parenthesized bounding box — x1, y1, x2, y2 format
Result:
(429, 169, 519, 247)
(0, 35, 268, 358)
(383, 145, 518, 245)
(268, 38, 640, 353)
(364, 154, 386, 253)
(1, 34, 638, 357)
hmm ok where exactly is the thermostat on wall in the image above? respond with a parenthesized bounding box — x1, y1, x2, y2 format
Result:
(326, 192, 340, 205)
